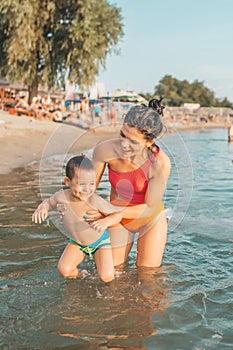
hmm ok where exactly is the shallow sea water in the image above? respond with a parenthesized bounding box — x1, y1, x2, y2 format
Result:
(1, 128, 233, 350)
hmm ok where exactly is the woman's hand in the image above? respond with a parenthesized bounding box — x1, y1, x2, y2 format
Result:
(89, 217, 112, 233)
(89, 212, 122, 233)
(83, 210, 104, 222)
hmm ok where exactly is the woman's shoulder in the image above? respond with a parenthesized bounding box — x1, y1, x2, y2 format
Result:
(152, 147, 171, 171)
(94, 135, 119, 160)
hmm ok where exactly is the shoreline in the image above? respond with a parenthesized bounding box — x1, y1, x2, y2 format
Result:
(0, 110, 228, 175)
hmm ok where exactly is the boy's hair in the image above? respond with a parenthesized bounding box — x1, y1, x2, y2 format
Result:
(66, 155, 94, 180)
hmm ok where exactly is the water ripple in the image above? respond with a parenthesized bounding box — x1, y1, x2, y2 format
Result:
(1, 129, 233, 349)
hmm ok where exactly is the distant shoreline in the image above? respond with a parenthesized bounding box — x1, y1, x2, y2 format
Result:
(0, 110, 229, 175)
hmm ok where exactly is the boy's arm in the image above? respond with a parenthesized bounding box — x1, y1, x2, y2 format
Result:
(32, 192, 59, 224)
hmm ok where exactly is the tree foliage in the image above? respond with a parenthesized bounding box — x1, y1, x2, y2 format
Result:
(0, 0, 124, 101)
(156, 75, 233, 107)
(140, 75, 232, 108)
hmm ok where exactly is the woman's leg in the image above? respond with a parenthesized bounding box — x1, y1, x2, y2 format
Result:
(136, 211, 167, 267)
(108, 224, 134, 267)
(57, 243, 85, 278)
(94, 247, 115, 283)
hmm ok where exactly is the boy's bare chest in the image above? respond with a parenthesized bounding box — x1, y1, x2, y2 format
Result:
(63, 201, 92, 222)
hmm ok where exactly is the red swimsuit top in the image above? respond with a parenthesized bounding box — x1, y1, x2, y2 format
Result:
(108, 147, 160, 205)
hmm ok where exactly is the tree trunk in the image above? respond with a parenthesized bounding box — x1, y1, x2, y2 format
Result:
(28, 78, 39, 104)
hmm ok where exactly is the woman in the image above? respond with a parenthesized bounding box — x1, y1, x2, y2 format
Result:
(86, 99, 171, 268)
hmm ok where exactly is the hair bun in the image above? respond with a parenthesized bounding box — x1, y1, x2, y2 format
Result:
(148, 97, 165, 116)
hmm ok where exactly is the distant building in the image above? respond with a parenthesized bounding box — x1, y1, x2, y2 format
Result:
(110, 89, 147, 104)
(183, 103, 200, 113)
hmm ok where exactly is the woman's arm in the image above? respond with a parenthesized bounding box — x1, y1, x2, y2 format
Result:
(85, 194, 123, 232)
(89, 194, 154, 219)
(92, 142, 107, 186)
(89, 212, 123, 233)
(146, 150, 171, 206)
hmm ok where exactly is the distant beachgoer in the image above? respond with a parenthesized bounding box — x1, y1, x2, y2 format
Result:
(15, 96, 29, 110)
(84, 98, 171, 268)
(52, 108, 63, 122)
(59, 97, 67, 114)
(93, 103, 102, 124)
(109, 102, 117, 127)
(32, 155, 122, 282)
(181, 114, 190, 125)
(228, 122, 233, 142)
(65, 113, 72, 122)
(29, 97, 39, 116)
(80, 97, 89, 113)
(200, 116, 208, 123)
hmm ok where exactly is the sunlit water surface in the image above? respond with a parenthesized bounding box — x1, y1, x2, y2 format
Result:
(1, 128, 232, 350)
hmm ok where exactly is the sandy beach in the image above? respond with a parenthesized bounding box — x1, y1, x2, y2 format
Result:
(0, 109, 227, 175)
(0, 110, 121, 174)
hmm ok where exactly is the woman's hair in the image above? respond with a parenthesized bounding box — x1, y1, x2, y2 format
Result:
(123, 97, 166, 141)
(66, 155, 94, 180)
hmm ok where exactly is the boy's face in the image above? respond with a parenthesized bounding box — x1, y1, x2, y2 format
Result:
(64, 168, 96, 201)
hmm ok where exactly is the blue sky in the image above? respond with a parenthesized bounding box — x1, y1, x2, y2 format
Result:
(97, 0, 233, 100)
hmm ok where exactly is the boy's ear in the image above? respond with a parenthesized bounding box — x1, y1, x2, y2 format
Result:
(64, 176, 70, 187)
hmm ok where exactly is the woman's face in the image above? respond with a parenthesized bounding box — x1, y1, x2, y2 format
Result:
(119, 124, 153, 158)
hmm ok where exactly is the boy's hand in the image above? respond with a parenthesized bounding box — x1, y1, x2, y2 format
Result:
(32, 204, 48, 224)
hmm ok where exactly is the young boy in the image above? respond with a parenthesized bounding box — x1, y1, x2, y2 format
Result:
(32, 155, 122, 282)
